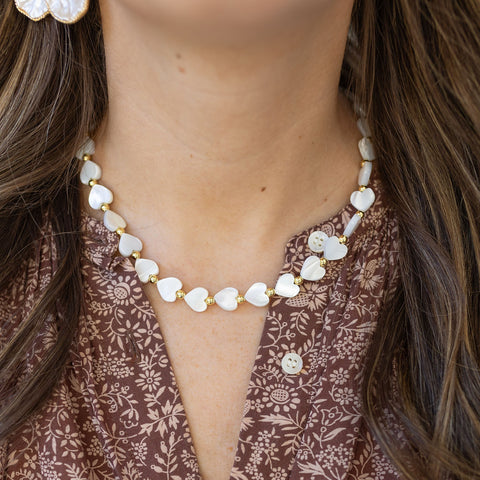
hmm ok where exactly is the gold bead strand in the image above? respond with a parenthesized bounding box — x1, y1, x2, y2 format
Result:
(76, 114, 378, 312)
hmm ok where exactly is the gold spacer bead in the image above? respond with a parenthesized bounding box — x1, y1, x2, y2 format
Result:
(360, 160, 366, 167)
(266, 288, 276, 297)
(236, 295, 246, 304)
(82, 153, 92, 162)
(359, 185, 366, 192)
(294, 276, 303, 285)
(115, 227, 125, 236)
(131, 251, 141, 260)
(319, 257, 328, 268)
(205, 296, 215, 306)
(88, 179, 98, 187)
(176, 289, 186, 299)
(148, 274, 158, 284)
(355, 211, 364, 218)
(338, 235, 348, 245)
(101, 203, 110, 212)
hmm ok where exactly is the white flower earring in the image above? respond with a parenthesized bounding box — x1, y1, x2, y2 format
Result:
(14, 0, 89, 24)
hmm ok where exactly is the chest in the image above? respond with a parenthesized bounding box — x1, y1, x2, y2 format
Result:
(148, 289, 270, 480)
(7, 248, 400, 480)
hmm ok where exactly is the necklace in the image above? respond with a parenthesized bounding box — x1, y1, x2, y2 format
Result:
(78, 118, 376, 312)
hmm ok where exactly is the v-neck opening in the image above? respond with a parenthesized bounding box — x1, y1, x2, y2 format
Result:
(141, 277, 282, 480)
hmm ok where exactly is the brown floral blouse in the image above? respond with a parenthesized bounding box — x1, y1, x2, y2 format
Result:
(0, 171, 402, 479)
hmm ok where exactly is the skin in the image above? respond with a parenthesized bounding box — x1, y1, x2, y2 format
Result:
(93, 1, 357, 478)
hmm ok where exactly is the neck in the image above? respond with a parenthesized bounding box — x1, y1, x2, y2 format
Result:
(93, 0, 358, 285)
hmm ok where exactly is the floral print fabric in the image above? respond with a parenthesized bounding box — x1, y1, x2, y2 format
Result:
(1, 171, 401, 479)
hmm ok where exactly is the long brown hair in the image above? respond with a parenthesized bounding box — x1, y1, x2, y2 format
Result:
(0, 0, 106, 437)
(1, 1, 479, 478)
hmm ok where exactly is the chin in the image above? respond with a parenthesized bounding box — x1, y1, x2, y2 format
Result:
(108, 0, 335, 42)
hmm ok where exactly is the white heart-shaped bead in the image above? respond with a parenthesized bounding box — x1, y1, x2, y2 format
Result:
(275, 273, 300, 298)
(356, 117, 371, 138)
(157, 277, 183, 302)
(135, 258, 159, 283)
(324, 236, 348, 261)
(300, 256, 326, 281)
(80, 160, 102, 185)
(184, 287, 209, 312)
(245, 282, 269, 307)
(75, 137, 95, 159)
(308, 230, 328, 253)
(118, 233, 143, 257)
(88, 184, 113, 210)
(358, 160, 372, 187)
(214, 287, 239, 312)
(343, 213, 362, 238)
(358, 137, 376, 160)
(103, 210, 127, 232)
(350, 188, 375, 212)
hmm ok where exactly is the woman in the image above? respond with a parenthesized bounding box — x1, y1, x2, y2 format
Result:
(0, 0, 479, 478)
